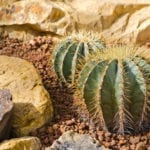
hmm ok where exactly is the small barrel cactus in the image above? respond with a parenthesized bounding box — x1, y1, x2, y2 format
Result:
(53, 31, 105, 84)
(77, 46, 150, 134)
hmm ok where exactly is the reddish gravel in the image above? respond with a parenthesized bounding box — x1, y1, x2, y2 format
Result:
(0, 33, 150, 150)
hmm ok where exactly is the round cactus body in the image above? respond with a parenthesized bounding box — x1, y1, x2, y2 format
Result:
(53, 32, 105, 84)
(77, 47, 150, 134)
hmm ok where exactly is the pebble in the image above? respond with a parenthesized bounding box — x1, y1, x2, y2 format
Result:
(103, 141, 111, 148)
(104, 132, 112, 137)
(118, 139, 126, 146)
(44, 137, 49, 144)
(98, 135, 104, 142)
(79, 122, 87, 130)
(130, 144, 136, 150)
(135, 142, 145, 150)
(47, 127, 53, 134)
(110, 139, 116, 146)
(66, 119, 75, 126)
(130, 136, 140, 144)
(52, 124, 59, 130)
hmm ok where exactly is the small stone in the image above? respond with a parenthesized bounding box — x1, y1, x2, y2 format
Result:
(47, 127, 53, 134)
(66, 119, 75, 126)
(143, 140, 147, 145)
(129, 136, 140, 144)
(105, 132, 112, 137)
(130, 144, 136, 150)
(136, 142, 145, 150)
(117, 134, 124, 140)
(97, 131, 104, 136)
(91, 133, 97, 139)
(44, 137, 49, 145)
(119, 139, 126, 146)
(105, 136, 111, 142)
(121, 145, 129, 150)
(29, 40, 36, 46)
(78, 130, 85, 134)
(103, 141, 111, 148)
(60, 125, 65, 133)
(141, 136, 147, 141)
(79, 122, 87, 130)
(125, 134, 130, 139)
(110, 139, 116, 146)
(52, 124, 59, 130)
(98, 135, 104, 142)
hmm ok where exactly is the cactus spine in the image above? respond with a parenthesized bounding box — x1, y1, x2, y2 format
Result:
(53, 32, 105, 84)
(77, 47, 150, 134)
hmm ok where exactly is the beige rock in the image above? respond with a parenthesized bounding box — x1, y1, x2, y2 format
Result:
(100, 5, 150, 44)
(70, 0, 150, 44)
(0, 137, 41, 150)
(135, 142, 145, 150)
(0, 0, 150, 44)
(0, 56, 53, 137)
(1, 25, 43, 41)
(0, 0, 72, 35)
(48, 131, 109, 150)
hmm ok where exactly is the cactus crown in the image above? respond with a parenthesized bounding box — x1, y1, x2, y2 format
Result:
(53, 31, 105, 84)
(67, 31, 102, 42)
(76, 46, 150, 134)
(88, 46, 149, 61)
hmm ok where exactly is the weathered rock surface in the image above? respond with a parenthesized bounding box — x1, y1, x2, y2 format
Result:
(0, 55, 53, 137)
(0, 137, 41, 150)
(0, 0, 150, 44)
(48, 131, 109, 150)
(69, 0, 150, 44)
(0, 89, 13, 141)
(0, 0, 72, 40)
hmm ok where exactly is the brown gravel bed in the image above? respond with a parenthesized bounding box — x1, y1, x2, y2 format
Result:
(0, 33, 149, 150)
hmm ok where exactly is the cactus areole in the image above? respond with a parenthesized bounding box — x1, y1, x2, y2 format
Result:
(53, 32, 105, 84)
(77, 47, 150, 134)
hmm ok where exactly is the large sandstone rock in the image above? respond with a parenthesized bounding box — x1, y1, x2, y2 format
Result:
(0, 55, 53, 137)
(70, 0, 150, 44)
(0, 137, 41, 150)
(0, 0, 150, 44)
(48, 131, 109, 150)
(0, 0, 72, 40)
(0, 90, 13, 141)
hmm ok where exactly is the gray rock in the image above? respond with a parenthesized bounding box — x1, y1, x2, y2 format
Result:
(48, 131, 109, 150)
(0, 89, 13, 142)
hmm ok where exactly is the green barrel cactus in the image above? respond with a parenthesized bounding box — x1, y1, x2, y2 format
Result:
(53, 31, 105, 84)
(77, 46, 150, 134)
